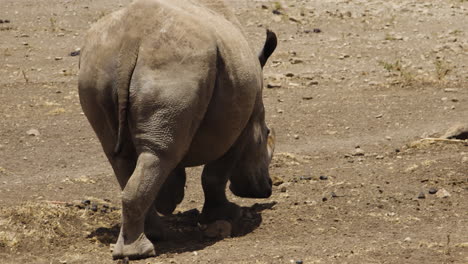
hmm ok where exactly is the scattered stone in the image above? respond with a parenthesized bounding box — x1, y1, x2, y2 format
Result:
(272, 9, 282, 15)
(436, 188, 450, 198)
(302, 96, 313, 100)
(70, 50, 80, 56)
(376, 155, 384, 160)
(404, 237, 412, 242)
(354, 147, 365, 156)
(116, 257, 129, 264)
(272, 175, 284, 186)
(290, 58, 304, 64)
(375, 114, 383, 118)
(81, 199, 91, 205)
(319, 175, 328, 180)
(322, 197, 327, 202)
(202, 220, 232, 238)
(0, 19, 11, 24)
(285, 72, 294, 77)
(55, 57, 63, 61)
(441, 123, 468, 140)
(293, 134, 299, 140)
(444, 88, 458, 93)
(417, 192, 425, 199)
(295, 260, 303, 264)
(90, 204, 98, 212)
(288, 16, 301, 23)
(306, 80, 319, 86)
(267, 81, 282, 89)
(26, 128, 40, 136)
(280, 186, 287, 192)
(331, 192, 338, 198)
(299, 176, 312, 181)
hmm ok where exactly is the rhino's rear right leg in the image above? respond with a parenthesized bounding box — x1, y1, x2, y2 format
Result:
(200, 158, 241, 225)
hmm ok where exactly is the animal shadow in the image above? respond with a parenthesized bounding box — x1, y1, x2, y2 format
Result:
(87, 201, 277, 256)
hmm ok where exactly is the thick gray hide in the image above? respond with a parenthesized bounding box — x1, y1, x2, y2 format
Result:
(78, 0, 276, 260)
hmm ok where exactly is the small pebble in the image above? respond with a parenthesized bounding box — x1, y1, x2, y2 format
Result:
(436, 188, 450, 198)
(322, 197, 327, 202)
(295, 261, 304, 264)
(81, 199, 91, 205)
(280, 186, 287, 192)
(417, 192, 425, 199)
(331, 192, 338, 198)
(319, 175, 328, 180)
(428, 188, 438, 194)
(55, 57, 63, 61)
(90, 204, 98, 212)
(70, 50, 80, 56)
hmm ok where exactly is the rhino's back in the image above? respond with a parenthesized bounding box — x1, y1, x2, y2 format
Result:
(80, 0, 263, 166)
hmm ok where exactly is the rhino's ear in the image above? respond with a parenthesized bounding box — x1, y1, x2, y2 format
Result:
(258, 29, 277, 68)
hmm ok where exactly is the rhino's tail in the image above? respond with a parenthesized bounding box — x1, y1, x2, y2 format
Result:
(258, 29, 277, 68)
(114, 39, 140, 156)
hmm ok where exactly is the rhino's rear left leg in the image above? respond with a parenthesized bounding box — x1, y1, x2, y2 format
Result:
(113, 152, 176, 260)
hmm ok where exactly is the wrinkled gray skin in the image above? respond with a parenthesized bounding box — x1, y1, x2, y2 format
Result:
(78, 0, 277, 260)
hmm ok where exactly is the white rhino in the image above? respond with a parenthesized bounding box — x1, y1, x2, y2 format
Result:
(78, 0, 277, 260)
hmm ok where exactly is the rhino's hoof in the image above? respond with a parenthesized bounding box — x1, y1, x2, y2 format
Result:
(112, 234, 156, 260)
(200, 202, 241, 224)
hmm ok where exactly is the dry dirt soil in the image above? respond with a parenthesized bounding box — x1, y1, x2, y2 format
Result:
(1, 0, 467, 263)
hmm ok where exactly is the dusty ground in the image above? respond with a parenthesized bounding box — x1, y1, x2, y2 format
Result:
(1, 0, 467, 263)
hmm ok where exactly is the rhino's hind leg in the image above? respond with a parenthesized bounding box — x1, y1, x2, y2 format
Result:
(113, 152, 174, 260)
(199, 161, 241, 225)
(154, 166, 186, 215)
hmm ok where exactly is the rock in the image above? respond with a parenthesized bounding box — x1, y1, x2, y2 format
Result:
(272, 175, 284, 186)
(417, 192, 425, 199)
(306, 80, 319, 86)
(290, 58, 304, 64)
(55, 57, 63, 61)
(295, 261, 303, 264)
(285, 72, 294, 77)
(272, 9, 282, 15)
(319, 175, 328, 180)
(288, 16, 301, 23)
(441, 123, 468, 140)
(428, 188, 438, 194)
(331, 192, 338, 198)
(293, 134, 299, 140)
(322, 197, 327, 202)
(267, 81, 282, 89)
(116, 257, 129, 264)
(70, 50, 80, 56)
(376, 155, 384, 160)
(280, 186, 287, 192)
(202, 220, 232, 238)
(404, 237, 411, 242)
(444, 88, 458, 93)
(436, 188, 450, 198)
(302, 96, 313, 100)
(26, 128, 40, 136)
(353, 147, 365, 156)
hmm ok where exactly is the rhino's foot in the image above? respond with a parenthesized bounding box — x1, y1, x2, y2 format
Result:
(145, 207, 167, 241)
(200, 201, 241, 224)
(112, 233, 156, 260)
(155, 167, 186, 215)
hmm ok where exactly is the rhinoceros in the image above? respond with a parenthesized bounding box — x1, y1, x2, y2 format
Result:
(78, 0, 277, 259)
